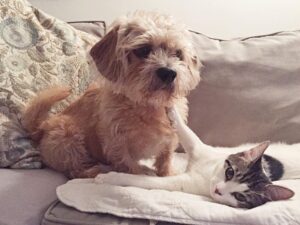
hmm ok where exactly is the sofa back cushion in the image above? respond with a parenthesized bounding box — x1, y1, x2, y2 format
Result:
(188, 31, 300, 146)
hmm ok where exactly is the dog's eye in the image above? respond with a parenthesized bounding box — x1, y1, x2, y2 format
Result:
(133, 45, 152, 58)
(175, 49, 183, 60)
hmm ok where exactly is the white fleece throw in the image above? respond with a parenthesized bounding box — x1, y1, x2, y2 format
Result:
(57, 154, 300, 225)
(57, 179, 300, 225)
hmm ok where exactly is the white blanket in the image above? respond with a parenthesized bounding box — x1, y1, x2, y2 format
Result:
(57, 179, 300, 225)
(56, 154, 300, 225)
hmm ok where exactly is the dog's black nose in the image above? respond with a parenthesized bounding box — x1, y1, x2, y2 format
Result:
(156, 67, 177, 83)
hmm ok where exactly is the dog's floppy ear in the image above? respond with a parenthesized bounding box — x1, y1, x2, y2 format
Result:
(90, 26, 123, 82)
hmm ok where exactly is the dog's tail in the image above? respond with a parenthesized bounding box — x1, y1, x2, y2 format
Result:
(22, 86, 71, 140)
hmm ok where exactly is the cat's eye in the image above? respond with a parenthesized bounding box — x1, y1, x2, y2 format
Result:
(225, 167, 234, 181)
(133, 45, 152, 58)
(175, 49, 183, 60)
(232, 192, 246, 202)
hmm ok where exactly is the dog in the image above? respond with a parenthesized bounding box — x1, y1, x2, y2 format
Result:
(22, 11, 201, 178)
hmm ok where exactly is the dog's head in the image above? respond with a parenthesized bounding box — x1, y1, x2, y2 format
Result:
(90, 11, 201, 106)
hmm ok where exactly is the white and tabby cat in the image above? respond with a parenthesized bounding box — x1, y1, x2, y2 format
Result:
(96, 107, 298, 208)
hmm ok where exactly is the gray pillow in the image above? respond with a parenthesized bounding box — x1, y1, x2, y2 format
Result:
(188, 30, 300, 147)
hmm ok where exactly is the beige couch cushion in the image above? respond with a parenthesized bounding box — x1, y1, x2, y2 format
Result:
(0, 169, 67, 225)
(188, 30, 300, 146)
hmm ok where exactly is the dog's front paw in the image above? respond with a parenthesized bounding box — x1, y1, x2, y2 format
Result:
(95, 172, 125, 185)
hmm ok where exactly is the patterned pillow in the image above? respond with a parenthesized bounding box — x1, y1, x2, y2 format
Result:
(0, 0, 102, 168)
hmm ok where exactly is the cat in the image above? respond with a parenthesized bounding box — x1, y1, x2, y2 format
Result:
(95, 106, 297, 208)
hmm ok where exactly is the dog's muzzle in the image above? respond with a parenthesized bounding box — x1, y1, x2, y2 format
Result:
(156, 67, 177, 84)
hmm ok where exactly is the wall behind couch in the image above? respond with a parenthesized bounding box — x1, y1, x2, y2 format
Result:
(30, 0, 300, 39)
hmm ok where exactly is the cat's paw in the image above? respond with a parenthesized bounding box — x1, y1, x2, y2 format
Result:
(167, 106, 183, 127)
(167, 106, 178, 128)
(95, 172, 124, 185)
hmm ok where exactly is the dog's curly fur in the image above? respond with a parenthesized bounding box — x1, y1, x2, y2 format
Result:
(22, 11, 201, 178)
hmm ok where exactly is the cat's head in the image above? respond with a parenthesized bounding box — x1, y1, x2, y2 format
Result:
(210, 142, 294, 208)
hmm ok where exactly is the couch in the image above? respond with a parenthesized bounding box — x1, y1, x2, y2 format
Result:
(1, 1, 300, 225)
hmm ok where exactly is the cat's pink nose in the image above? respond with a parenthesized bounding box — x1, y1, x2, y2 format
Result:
(215, 188, 222, 196)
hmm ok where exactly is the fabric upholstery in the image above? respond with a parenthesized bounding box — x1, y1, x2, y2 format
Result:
(188, 30, 300, 146)
(42, 201, 150, 225)
(0, 169, 67, 225)
(0, 0, 102, 168)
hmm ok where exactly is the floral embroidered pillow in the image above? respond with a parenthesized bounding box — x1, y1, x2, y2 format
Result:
(0, 0, 103, 168)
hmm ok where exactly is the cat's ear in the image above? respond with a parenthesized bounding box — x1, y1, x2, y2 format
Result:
(265, 184, 294, 201)
(242, 141, 270, 163)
